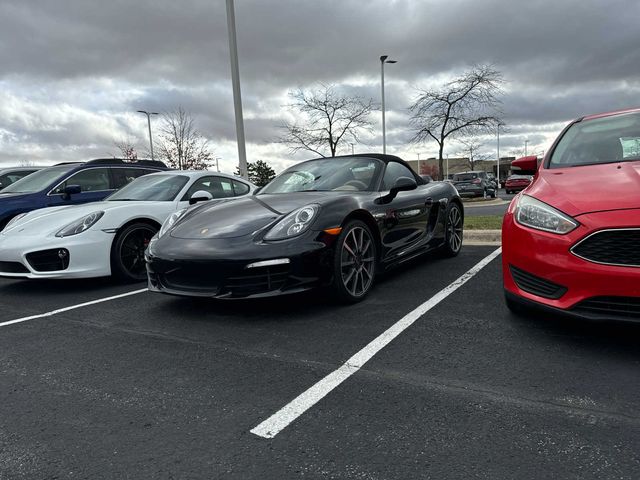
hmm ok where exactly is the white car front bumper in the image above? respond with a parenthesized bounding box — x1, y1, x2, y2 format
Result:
(0, 230, 114, 279)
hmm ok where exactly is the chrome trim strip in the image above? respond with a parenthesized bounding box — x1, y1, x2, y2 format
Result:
(570, 227, 640, 268)
(245, 259, 290, 269)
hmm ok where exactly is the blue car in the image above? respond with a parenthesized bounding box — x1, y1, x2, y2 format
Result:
(0, 159, 168, 230)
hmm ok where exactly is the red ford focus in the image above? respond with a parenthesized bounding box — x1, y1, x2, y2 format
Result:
(503, 107, 640, 321)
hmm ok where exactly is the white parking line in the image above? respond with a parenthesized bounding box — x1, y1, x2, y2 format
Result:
(0, 288, 148, 328)
(251, 247, 503, 439)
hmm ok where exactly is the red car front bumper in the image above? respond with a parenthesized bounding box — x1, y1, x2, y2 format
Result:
(502, 198, 640, 320)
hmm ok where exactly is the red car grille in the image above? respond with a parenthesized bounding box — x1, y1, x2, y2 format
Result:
(572, 296, 640, 320)
(571, 229, 640, 267)
(510, 265, 567, 299)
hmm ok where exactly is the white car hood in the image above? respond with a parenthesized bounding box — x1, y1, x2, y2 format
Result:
(2, 201, 172, 236)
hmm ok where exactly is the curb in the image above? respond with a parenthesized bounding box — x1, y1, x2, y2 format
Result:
(464, 229, 501, 246)
(463, 199, 509, 208)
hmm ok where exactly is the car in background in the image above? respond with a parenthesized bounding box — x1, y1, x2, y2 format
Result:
(503, 107, 640, 322)
(0, 167, 43, 190)
(420, 174, 433, 183)
(146, 154, 464, 303)
(0, 159, 167, 231)
(486, 172, 498, 190)
(0, 171, 255, 281)
(452, 171, 496, 198)
(504, 174, 533, 194)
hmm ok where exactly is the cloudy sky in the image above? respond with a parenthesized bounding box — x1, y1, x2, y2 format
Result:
(1, 0, 639, 173)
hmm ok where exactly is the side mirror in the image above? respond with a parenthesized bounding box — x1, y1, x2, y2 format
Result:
(511, 156, 541, 175)
(189, 190, 213, 205)
(62, 184, 81, 200)
(379, 176, 417, 203)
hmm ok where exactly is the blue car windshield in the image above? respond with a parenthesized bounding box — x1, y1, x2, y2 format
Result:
(259, 157, 383, 194)
(1, 164, 77, 193)
(107, 174, 189, 201)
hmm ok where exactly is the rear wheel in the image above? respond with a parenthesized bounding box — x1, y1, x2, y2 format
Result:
(110, 222, 158, 282)
(440, 202, 464, 257)
(331, 220, 377, 303)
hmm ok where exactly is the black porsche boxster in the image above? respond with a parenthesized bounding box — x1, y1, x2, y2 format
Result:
(146, 154, 464, 302)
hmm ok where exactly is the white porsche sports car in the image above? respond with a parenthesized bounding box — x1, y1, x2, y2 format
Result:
(0, 171, 255, 281)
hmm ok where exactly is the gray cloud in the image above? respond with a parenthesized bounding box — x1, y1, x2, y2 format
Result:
(1, 0, 639, 167)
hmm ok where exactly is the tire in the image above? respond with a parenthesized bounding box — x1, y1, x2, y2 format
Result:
(331, 220, 377, 303)
(440, 201, 464, 257)
(110, 222, 158, 282)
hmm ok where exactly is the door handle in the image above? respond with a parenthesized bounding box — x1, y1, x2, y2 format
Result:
(425, 197, 433, 206)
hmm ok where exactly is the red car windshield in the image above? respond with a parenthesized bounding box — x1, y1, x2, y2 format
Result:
(549, 111, 640, 168)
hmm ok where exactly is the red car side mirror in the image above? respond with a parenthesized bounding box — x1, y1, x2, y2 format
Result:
(511, 156, 540, 175)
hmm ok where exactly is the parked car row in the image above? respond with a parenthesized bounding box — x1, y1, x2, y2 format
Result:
(0, 154, 465, 302)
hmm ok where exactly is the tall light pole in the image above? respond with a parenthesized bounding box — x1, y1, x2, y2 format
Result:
(214, 156, 221, 172)
(524, 138, 529, 156)
(350, 143, 355, 155)
(226, 0, 248, 180)
(446, 153, 450, 179)
(380, 55, 397, 154)
(496, 123, 501, 191)
(137, 110, 158, 161)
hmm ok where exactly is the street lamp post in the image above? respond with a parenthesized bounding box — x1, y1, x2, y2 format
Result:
(524, 139, 529, 156)
(137, 110, 158, 161)
(496, 124, 500, 191)
(350, 143, 355, 155)
(226, 0, 248, 180)
(214, 156, 221, 172)
(446, 154, 449, 179)
(380, 55, 397, 154)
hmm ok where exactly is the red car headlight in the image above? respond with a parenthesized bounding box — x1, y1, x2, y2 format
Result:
(515, 195, 579, 235)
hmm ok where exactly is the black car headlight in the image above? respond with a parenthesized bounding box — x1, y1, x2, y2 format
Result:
(515, 195, 578, 234)
(55, 211, 104, 237)
(264, 204, 319, 241)
(158, 208, 187, 238)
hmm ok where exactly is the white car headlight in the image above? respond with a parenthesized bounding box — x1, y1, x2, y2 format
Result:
(515, 195, 578, 234)
(55, 211, 104, 237)
(264, 204, 319, 241)
(158, 208, 187, 238)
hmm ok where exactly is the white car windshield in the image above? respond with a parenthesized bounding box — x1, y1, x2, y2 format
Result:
(107, 174, 189, 201)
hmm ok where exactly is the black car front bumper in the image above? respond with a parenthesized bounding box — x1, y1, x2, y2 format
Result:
(146, 233, 335, 299)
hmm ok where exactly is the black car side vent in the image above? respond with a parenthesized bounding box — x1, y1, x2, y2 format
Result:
(509, 265, 567, 300)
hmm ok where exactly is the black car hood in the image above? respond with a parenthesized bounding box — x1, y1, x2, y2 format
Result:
(170, 192, 333, 239)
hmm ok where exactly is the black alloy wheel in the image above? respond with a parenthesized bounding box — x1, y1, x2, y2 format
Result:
(111, 223, 158, 282)
(332, 220, 377, 302)
(441, 202, 463, 257)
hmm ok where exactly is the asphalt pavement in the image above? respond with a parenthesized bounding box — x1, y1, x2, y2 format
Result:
(0, 246, 639, 479)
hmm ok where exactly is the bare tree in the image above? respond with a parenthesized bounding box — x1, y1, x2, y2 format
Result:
(457, 136, 491, 171)
(409, 65, 504, 179)
(113, 136, 139, 160)
(280, 84, 376, 157)
(157, 107, 213, 170)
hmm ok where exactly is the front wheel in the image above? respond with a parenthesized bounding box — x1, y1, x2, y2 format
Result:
(111, 223, 158, 282)
(440, 202, 464, 257)
(331, 221, 377, 303)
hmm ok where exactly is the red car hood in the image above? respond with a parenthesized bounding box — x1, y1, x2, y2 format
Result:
(526, 161, 640, 217)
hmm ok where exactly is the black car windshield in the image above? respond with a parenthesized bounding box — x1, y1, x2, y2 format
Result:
(107, 174, 189, 201)
(1, 164, 77, 193)
(259, 157, 383, 194)
(550, 111, 640, 168)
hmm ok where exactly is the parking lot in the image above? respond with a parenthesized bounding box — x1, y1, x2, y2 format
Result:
(1, 245, 639, 479)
